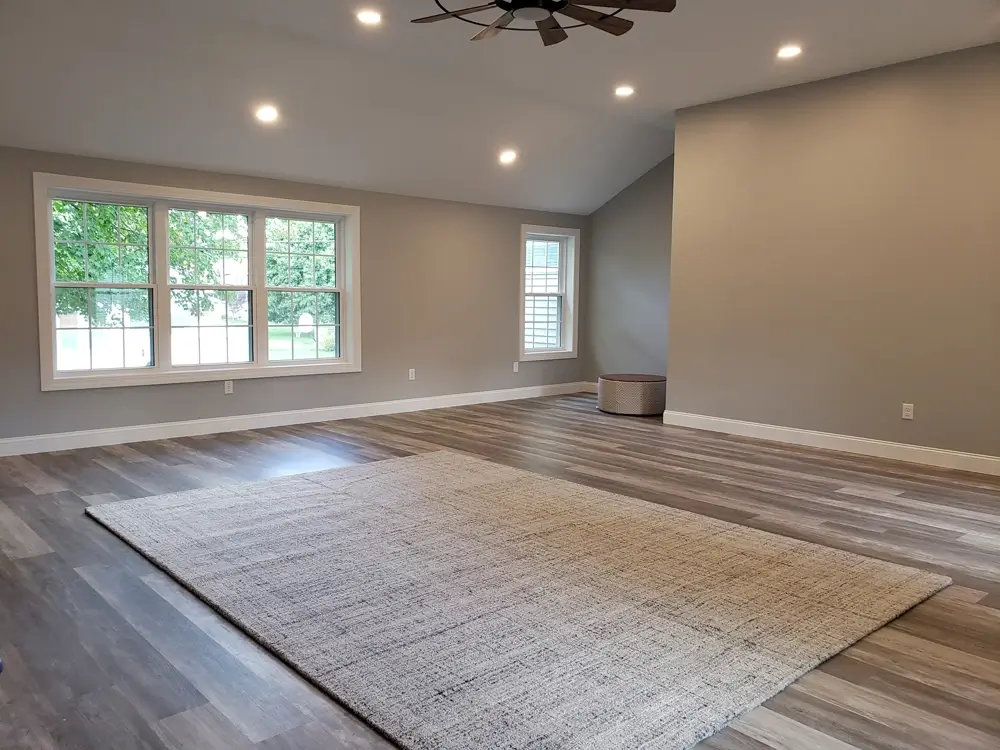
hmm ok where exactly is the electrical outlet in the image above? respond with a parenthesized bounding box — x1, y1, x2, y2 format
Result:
(408, 368, 416, 381)
(224, 380, 234, 395)
(513, 361, 519, 373)
(902, 403, 914, 420)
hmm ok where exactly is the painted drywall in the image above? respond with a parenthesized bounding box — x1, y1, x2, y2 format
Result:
(583, 156, 672, 380)
(0, 147, 588, 440)
(668, 43, 1000, 456)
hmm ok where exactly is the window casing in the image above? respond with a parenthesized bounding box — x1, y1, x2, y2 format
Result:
(519, 225, 579, 362)
(35, 173, 361, 391)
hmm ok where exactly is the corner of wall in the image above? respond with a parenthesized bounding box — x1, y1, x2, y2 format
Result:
(581, 155, 674, 379)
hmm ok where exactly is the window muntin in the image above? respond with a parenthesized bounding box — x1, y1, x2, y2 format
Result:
(168, 209, 252, 366)
(265, 218, 340, 362)
(51, 200, 154, 372)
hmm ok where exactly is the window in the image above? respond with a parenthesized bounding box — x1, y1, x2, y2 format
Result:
(264, 217, 340, 362)
(50, 200, 154, 372)
(519, 225, 579, 361)
(168, 209, 252, 366)
(35, 174, 361, 390)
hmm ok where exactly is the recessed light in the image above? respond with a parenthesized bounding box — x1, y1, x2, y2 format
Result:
(615, 85, 635, 98)
(356, 9, 382, 26)
(254, 104, 279, 123)
(498, 149, 518, 166)
(777, 44, 802, 59)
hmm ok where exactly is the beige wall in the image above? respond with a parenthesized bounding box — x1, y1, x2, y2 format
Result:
(668, 43, 1000, 456)
(584, 157, 672, 380)
(0, 147, 588, 440)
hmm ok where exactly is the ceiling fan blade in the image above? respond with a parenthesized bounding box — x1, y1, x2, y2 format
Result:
(471, 10, 515, 40)
(571, 0, 677, 10)
(412, 3, 497, 23)
(558, 4, 634, 35)
(536, 16, 569, 46)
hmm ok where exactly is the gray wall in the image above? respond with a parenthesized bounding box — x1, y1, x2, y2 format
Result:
(0, 147, 588, 440)
(668, 43, 1000, 456)
(584, 157, 673, 380)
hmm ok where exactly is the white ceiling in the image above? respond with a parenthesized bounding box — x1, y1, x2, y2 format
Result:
(1, 0, 997, 214)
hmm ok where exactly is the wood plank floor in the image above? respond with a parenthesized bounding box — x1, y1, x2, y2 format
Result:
(1, 393, 999, 749)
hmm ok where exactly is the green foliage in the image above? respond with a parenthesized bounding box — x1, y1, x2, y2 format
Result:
(264, 253, 336, 288)
(52, 200, 151, 321)
(50, 203, 332, 335)
(319, 326, 338, 356)
(53, 287, 89, 321)
(265, 217, 336, 252)
(52, 201, 150, 286)
(168, 210, 249, 317)
(264, 218, 337, 325)
(266, 291, 338, 326)
(266, 326, 339, 360)
(54, 288, 151, 328)
(225, 291, 250, 324)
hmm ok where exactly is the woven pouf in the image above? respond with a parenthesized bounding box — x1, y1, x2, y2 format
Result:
(597, 374, 667, 416)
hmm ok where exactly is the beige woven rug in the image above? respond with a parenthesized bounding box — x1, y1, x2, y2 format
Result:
(88, 451, 949, 749)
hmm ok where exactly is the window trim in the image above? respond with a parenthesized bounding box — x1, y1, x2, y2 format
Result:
(519, 224, 580, 362)
(34, 173, 362, 391)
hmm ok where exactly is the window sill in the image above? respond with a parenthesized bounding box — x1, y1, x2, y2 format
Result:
(42, 360, 362, 391)
(519, 350, 577, 363)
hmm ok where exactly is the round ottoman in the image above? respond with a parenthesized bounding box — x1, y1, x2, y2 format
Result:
(597, 374, 667, 416)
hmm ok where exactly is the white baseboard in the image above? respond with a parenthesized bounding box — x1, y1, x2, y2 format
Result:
(663, 410, 1000, 477)
(579, 381, 598, 394)
(0, 382, 594, 457)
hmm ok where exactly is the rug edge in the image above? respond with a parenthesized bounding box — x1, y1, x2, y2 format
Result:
(84, 507, 412, 750)
(84, 450, 454, 520)
(682, 572, 951, 748)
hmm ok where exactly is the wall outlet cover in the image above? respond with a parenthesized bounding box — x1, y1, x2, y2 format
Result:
(902, 403, 914, 420)
(224, 380, 234, 395)
(408, 368, 416, 381)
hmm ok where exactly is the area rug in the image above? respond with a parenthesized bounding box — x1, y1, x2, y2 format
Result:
(87, 451, 949, 749)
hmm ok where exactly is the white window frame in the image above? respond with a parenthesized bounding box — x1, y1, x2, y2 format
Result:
(519, 224, 580, 362)
(34, 173, 362, 391)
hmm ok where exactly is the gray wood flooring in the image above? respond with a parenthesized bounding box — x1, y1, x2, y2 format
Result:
(1, 393, 998, 749)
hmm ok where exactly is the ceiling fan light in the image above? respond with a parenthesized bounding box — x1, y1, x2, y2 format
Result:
(356, 9, 382, 26)
(512, 7, 551, 22)
(255, 104, 279, 123)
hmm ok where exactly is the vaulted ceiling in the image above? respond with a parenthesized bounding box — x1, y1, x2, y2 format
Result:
(1, 0, 997, 213)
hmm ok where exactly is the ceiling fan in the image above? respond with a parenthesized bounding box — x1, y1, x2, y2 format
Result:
(412, 1, 677, 46)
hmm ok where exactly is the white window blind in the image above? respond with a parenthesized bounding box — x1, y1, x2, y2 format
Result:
(519, 225, 579, 362)
(524, 237, 565, 351)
